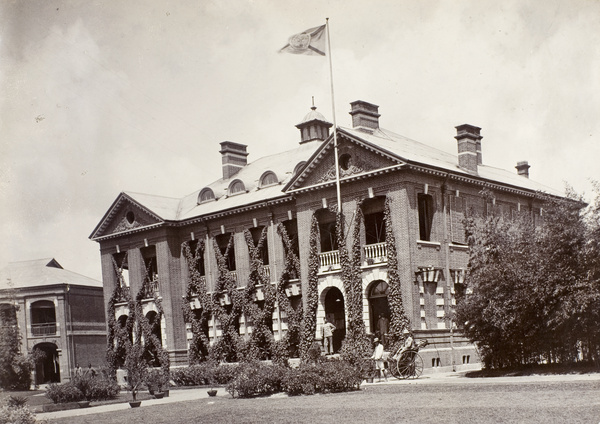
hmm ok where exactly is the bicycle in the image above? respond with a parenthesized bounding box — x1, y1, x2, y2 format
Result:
(387, 339, 428, 379)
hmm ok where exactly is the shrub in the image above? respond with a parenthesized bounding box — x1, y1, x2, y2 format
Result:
(282, 367, 320, 396)
(171, 363, 216, 386)
(0, 405, 41, 424)
(144, 368, 170, 393)
(45, 383, 85, 404)
(319, 359, 361, 392)
(6, 396, 27, 408)
(225, 362, 287, 398)
(67, 375, 120, 401)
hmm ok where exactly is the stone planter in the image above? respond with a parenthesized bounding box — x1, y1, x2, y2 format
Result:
(154, 392, 164, 399)
(129, 400, 142, 408)
(77, 401, 90, 408)
(207, 389, 218, 397)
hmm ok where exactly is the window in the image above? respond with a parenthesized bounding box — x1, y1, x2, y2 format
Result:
(188, 240, 205, 276)
(293, 161, 306, 176)
(259, 171, 278, 188)
(282, 219, 300, 265)
(362, 197, 387, 245)
(216, 233, 236, 271)
(31, 301, 56, 336)
(250, 226, 269, 265)
(198, 188, 215, 203)
(316, 209, 338, 252)
(339, 154, 352, 171)
(228, 179, 245, 195)
(113, 252, 130, 288)
(418, 193, 434, 241)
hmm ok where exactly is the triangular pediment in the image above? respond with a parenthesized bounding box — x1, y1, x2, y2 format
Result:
(284, 129, 405, 193)
(89, 192, 165, 240)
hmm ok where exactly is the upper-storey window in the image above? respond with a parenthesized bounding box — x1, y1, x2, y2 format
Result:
(228, 179, 245, 195)
(418, 193, 434, 241)
(198, 188, 215, 204)
(293, 161, 306, 176)
(0, 303, 17, 327)
(31, 300, 56, 336)
(315, 208, 338, 252)
(362, 197, 386, 245)
(259, 171, 278, 188)
(188, 240, 206, 276)
(216, 233, 236, 271)
(250, 226, 269, 265)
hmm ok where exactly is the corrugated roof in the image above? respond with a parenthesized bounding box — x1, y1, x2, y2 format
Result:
(0, 258, 103, 290)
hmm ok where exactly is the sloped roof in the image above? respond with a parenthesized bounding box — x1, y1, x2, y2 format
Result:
(341, 127, 563, 196)
(0, 258, 103, 290)
(92, 116, 564, 238)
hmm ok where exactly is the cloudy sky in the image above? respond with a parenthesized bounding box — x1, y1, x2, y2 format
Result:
(1, 0, 599, 282)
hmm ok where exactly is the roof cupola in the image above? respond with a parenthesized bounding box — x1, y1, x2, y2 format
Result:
(295, 100, 332, 144)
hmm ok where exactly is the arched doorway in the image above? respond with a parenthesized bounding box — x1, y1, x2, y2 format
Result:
(368, 281, 391, 346)
(324, 287, 345, 353)
(32, 342, 60, 384)
(145, 311, 162, 367)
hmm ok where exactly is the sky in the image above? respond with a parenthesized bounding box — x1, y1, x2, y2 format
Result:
(1, 0, 599, 282)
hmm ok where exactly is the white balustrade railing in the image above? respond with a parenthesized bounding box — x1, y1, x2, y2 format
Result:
(263, 265, 271, 280)
(319, 250, 340, 269)
(363, 242, 388, 263)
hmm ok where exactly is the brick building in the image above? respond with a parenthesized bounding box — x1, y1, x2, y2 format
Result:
(0, 258, 106, 384)
(90, 100, 560, 371)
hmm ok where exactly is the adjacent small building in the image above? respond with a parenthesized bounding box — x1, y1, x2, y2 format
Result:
(0, 258, 107, 384)
(91, 100, 561, 371)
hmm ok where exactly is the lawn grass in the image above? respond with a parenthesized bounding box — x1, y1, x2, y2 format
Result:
(465, 362, 600, 378)
(48, 379, 600, 424)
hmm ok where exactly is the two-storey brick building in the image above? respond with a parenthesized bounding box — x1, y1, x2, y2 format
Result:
(0, 258, 106, 384)
(90, 100, 561, 371)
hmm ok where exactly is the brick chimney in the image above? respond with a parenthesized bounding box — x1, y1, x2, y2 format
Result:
(219, 141, 248, 179)
(349, 100, 380, 132)
(516, 161, 530, 178)
(455, 124, 482, 173)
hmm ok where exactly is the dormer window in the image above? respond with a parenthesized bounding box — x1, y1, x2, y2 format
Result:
(293, 161, 306, 176)
(198, 188, 215, 204)
(228, 179, 246, 195)
(259, 171, 278, 188)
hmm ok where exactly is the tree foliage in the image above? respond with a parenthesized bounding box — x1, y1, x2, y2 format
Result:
(457, 188, 600, 369)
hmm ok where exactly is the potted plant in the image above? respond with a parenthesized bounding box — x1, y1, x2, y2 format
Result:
(145, 368, 169, 398)
(207, 388, 218, 397)
(125, 344, 147, 408)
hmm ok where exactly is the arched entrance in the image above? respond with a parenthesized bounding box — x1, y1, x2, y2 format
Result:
(324, 287, 345, 353)
(145, 311, 162, 367)
(368, 280, 391, 346)
(33, 342, 60, 384)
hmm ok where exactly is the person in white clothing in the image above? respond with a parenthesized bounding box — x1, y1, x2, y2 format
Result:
(371, 337, 387, 382)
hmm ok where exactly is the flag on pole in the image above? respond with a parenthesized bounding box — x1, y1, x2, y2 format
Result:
(279, 25, 326, 56)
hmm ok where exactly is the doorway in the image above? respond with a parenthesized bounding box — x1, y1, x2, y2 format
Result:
(33, 342, 60, 384)
(324, 287, 346, 353)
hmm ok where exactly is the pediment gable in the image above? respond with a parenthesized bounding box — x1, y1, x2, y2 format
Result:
(284, 129, 405, 192)
(90, 193, 164, 240)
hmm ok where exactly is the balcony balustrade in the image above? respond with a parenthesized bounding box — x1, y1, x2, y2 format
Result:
(318, 250, 340, 270)
(363, 242, 388, 264)
(31, 323, 57, 336)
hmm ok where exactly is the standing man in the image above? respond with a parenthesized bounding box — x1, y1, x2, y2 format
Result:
(377, 313, 389, 347)
(322, 318, 336, 355)
(371, 338, 388, 382)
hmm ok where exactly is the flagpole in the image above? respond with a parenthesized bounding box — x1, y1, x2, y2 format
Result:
(325, 18, 342, 215)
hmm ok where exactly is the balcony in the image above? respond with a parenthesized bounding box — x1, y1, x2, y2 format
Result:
(363, 242, 387, 265)
(319, 250, 340, 271)
(31, 323, 57, 336)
